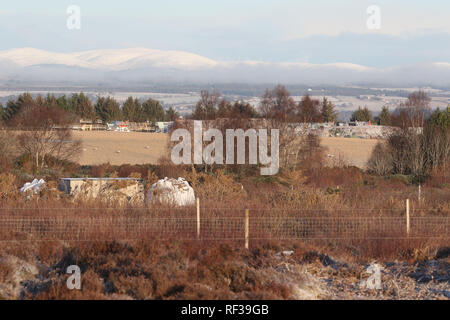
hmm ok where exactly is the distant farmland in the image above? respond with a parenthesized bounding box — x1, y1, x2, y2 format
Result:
(73, 131, 169, 165)
(73, 131, 380, 168)
(321, 137, 381, 168)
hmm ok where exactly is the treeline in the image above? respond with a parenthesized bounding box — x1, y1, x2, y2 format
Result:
(194, 86, 394, 124)
(350, 106, 393, 124)
(368, 105, 450, 180)
(190, 85, 446, 128)
(350, 90, 438, 126)
(190, 85, 392, 124)
(191, 85, 339, 123)
(0, 93, 179, 124)
(1, 88, 446, 128)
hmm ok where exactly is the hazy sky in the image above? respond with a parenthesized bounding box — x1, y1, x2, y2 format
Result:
(1, 0, 450, 67)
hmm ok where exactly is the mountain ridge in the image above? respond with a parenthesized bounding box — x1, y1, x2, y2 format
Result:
(0, 47, 449, 86)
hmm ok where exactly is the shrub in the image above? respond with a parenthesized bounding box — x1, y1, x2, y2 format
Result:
(0, 173, 18, 199)
(367, 111, 450, 180)
(0, 130, 17, 172)
(385, 174, 413, 186)
(367, 142, 393, 175)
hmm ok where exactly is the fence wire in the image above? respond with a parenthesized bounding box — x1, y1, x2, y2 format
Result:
(0, 212, 448, 242)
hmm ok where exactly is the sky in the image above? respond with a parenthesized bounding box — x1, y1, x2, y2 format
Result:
(1, 0, 450, 67)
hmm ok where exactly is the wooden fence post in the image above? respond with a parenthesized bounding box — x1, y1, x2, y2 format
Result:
(196, 197, 200, 240)
(245, 209, 249, 249)
(406, 198, 410, 236)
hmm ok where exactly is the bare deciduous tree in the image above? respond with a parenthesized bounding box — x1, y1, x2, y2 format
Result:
(10, 98, 82, 169)
(297, 94, 322, 123)
(367, 143, 393, 175)
(260, 85, 296, 122)
(192, 90, 222, 120)
(395, 90, 431, 129)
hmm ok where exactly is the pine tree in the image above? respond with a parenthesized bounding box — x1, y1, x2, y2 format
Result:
(2, 93, 33, 122)
(428, 106, 450, 129)
(3, 100, 19, 121)
(321, 97, 338, 123)
(122, 97, 143, 122)
(142, 98, 165, 122)
(45, 93, 57, 107)
(351, 106, 374, 122)
(71, 93, 95, 120)
(378, 106, 391, 125)
(56, 95, 71, 112)
(231, 101, 258, 118)
(95, 96, 122, 123)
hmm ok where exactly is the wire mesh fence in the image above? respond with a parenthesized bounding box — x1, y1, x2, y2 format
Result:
(0, 208, 448, 242)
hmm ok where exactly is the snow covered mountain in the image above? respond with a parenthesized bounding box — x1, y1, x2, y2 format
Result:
(0, 47, 218, 70)
(0, 47, 449, 87)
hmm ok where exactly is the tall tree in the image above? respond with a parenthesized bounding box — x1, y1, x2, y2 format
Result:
(0, 103, 3, 122)
(231, 101, 258, 119)
(392, 90, 431, 129)
(351, 106, 374, 122)
(216, 99, 232, 119)
(216, 100, 258, 119)
(422, 107, 450, 175)
(45, 94, 71, 113)
(45, 93, 57, 107)
(378, 106, 391, 126)
(369, 106, 450, 178)
(2, 93, 34, 122)
(142, 98, 165, 122)
(122, 97, 143, 122)
(297, 94, 322, 123)
(95, 96, 122, 123)
(192, 90, 221, 120)
(9, 97, 81, 168)
(403, 90, 431, 128)
(428, 106, 450, 129)
(320, 97, 338, 123)
(71, 93, 95, 120)
(56, 95, 71, 112)
(391, 91, 431, 129)
(260, 85, 296, 122)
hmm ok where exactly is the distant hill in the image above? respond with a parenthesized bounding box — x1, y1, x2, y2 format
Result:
(1, 48, 450, 87)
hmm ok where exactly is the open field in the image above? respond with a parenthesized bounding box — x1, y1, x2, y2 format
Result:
(73, 131, 169, 165)
(321, 137, 382, 168)
(74, 131, 380, 168)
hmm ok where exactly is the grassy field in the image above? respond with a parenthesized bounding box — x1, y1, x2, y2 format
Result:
(73, 131, 169, 165)
(74, 131, 380, 168)
(321, 137, 381, 168)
